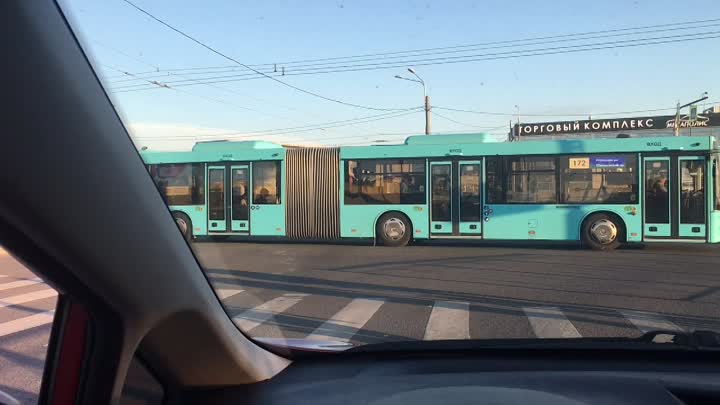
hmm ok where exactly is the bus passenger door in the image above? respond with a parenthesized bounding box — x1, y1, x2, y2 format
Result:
(678, 157, 706, 238)
(643, 156, 707, 240)
(230, 165, 249, 232)
(458, 161, 483, 235)
(643, 157, 671, 237)
(430, 162, 453, 234)
(207, 165, 227, 232)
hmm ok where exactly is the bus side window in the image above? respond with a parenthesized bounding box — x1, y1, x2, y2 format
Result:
(253, 161, 281, 204)
(485, 157, 504, 204)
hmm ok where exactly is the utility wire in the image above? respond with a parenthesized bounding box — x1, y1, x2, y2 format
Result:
(120, 0, 415, 112)
(434, 103, 719, 118)
(116, 17, 720, 79)
(247, 17, 720, 67)
(95, 41, 386, 137)
(113, 30, 720, 91)
(110, 19, 720, 84)
(143, 125, 512, 145)
(431, 111, 504, 129)
(134, 111, 421, 146)
(101, 63, 303, 119)
(133, 109, 423, 141)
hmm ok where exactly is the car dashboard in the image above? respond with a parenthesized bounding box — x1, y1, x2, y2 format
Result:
(180, 349, 720, 405)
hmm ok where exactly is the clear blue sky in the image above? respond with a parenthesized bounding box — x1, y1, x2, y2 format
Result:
(61, 0, 720, 150)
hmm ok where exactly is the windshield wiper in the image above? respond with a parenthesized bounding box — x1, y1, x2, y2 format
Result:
(255, 337, 355, 352)
(253, 330, 720, 354)
(346, 330, 720, 354)
(638, 329, 720, 349)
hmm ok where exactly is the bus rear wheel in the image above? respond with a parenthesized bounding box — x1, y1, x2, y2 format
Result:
(172, 212, 193, 242)
(376, 213, 412, 247)
(582, 213, 623, 251)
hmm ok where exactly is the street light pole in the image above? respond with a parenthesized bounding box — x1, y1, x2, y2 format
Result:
(395, 68, 430, 135)
(424, 93, 431, 135)
(674, 100, 681, 137)
(674, 92, 709, 136)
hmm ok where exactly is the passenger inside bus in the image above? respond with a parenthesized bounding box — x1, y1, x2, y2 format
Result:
(233, 183, 248, 219)
(256, 188, 270, 204)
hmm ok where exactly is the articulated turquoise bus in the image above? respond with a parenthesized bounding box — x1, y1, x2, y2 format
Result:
(141, 134, 720, 250)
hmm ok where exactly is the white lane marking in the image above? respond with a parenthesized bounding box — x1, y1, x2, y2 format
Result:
(233, 294, 306, 332)
(424, 301, 470, 340)
(306, 298, 384, 342)
(0, 310, 55, 337)
(524, 307, 582, 338)
(0, 278, 44, 292)
(0, 289, 58, 309)
(215, 288, 244, 300)
(620, 310, 683, 333)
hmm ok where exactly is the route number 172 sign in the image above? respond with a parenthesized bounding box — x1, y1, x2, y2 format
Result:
(569, 158, 590, 169)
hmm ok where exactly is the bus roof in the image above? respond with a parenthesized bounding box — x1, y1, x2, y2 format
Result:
(341, 135, 716, 159)
(141, 140, 284, 164)
(191, 140, 283, 152)
(140, 135, 716, 164)
(404, 133, 499, 145)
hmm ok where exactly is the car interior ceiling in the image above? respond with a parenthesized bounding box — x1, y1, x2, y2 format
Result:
(2, 1, 720, 404)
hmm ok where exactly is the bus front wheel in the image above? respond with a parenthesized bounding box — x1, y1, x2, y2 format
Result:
(581, 213, 623, 251)
(376, 213, 412, 247)
(172, 212, 193, 242)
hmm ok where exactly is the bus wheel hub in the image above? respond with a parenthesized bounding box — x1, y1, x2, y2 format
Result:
(383, 218, 406, 240)
(590, 219, 617, 244)
(175, 217, 188, 235)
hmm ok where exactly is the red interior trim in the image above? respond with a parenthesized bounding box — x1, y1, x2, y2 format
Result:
(51, 302, 89, 405)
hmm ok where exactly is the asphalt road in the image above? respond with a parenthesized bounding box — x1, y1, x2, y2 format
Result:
(0, 249, 55, 405)
(194, 241, 720, 345)
(1, 241, 720, 403)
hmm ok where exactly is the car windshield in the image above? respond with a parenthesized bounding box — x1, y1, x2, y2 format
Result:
(60, 0, 720, 353)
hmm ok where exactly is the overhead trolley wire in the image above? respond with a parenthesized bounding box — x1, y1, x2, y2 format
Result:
(111, 17, 720, 86)
(120, 0, 416, 112)
(113, 30, 720, 92)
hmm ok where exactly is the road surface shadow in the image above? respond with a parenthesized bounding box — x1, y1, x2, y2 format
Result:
(207, 268, 720, 333)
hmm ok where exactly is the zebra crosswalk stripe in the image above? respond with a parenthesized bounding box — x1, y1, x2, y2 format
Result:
(524, 307, 582, 338)
(306, 298, 384, 342)
(0, 279, 44, 292)
(424, 301, 470, 340)
(0, 310, 55, 337)
(233, 294, 306, 332)
(215, 288, 244, 300)
(0, 289, 57, 309)
(619, 310, 683, 333)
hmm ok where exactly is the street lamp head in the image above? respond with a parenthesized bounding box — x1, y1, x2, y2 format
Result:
(394, 75, 403, 79)
(407, 67, 416, 74)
